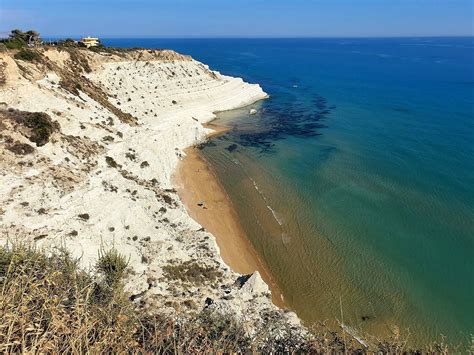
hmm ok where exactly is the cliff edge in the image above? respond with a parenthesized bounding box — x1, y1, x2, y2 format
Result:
(0, 47, 303, 336)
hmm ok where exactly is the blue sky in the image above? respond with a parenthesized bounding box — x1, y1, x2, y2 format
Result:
(1, 0, 473, 38)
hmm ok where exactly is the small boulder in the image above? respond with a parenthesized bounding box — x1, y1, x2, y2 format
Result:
(240, 272, 269, 296)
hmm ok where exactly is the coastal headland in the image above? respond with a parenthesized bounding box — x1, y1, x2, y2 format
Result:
(0, 45, 301, 333)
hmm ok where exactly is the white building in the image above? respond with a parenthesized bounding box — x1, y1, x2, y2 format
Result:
(80, 36, 100, 48)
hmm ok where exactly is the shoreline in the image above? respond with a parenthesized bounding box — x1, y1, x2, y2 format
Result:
(174, 129, 286, 309)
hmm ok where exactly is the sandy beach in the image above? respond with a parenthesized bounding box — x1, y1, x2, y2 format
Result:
(175, 143, 285, 308)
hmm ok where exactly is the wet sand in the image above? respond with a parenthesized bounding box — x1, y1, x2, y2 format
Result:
(175, 130, 285, 308)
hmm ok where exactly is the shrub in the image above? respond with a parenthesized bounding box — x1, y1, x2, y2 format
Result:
(0, 245, 136, 353)
(89, 44, 107, 52)
(22, 112, 59, 146)
(6, 142, 35, 155)
(3, 110, 59, 146)
(14, 48, 42, 62)
(105, 156, 120, 168)
(163, 260, 222, 285)
(96, 248, 128, 288)
(78, 213, 90, 220)
(3, 109, 60, 147)
(161, 193, 174, 205)
(0, 245, 254, 353)
(4, 38, 26, 49)
(57, 38, 78, 47)
(125, 152, 136, 161)
(0, 247, 13, 277)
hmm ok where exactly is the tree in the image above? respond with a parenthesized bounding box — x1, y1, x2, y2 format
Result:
(7, 29, 42, 47)
(10, 29, 27, 42)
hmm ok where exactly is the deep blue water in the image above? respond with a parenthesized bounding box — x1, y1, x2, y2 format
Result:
(104, 38, 474, 345)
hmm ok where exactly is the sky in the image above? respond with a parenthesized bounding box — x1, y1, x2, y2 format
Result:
(1, 0, 473, 38)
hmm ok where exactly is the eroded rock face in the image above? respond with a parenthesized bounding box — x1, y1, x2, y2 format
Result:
(0, 48, 304, 338)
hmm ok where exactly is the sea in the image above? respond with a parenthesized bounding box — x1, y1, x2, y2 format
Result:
(103, 37, 474, 346)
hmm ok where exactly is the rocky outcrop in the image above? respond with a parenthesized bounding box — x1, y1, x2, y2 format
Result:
(0, 47, 304, 336)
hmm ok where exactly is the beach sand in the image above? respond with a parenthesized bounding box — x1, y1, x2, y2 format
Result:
(175, 143, 286, 308)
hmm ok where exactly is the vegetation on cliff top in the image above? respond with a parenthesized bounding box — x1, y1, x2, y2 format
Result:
(1, 29, 41, 49)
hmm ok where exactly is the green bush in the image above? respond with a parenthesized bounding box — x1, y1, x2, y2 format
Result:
(23, 112, 60, 146)
(105, 156, 120, 168)
(57, 38, 78, 47)
(96, 248, 128, 288)
(4, 38, 26, 49)
(14, 48, 41, 62)
(89, 44, 107, 52)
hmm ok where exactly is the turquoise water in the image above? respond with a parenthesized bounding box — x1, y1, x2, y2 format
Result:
(105, 38, 474, 345)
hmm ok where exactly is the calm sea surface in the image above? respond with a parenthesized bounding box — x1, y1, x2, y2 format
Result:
(104, 38, 474, 345)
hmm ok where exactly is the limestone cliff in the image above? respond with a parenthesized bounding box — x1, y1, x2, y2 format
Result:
(0, 47, 303, 335)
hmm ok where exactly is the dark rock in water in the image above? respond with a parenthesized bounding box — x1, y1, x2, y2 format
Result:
(225, 143, 238, 152)
(361, 315, 371, 321)
(197, 140, 217, 150)
(218, 93, 335, 153)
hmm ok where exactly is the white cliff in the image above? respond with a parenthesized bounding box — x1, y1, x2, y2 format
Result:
(0, 47, 303, 334)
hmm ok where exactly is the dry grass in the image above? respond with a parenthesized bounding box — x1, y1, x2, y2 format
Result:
(0, 245, 137, 353)
(0, 245, 458, 353)
(0, 245, 261, 353)
(163, 260, 223, 285)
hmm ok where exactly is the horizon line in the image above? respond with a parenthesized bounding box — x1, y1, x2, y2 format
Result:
(38, 35, 474, 40)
